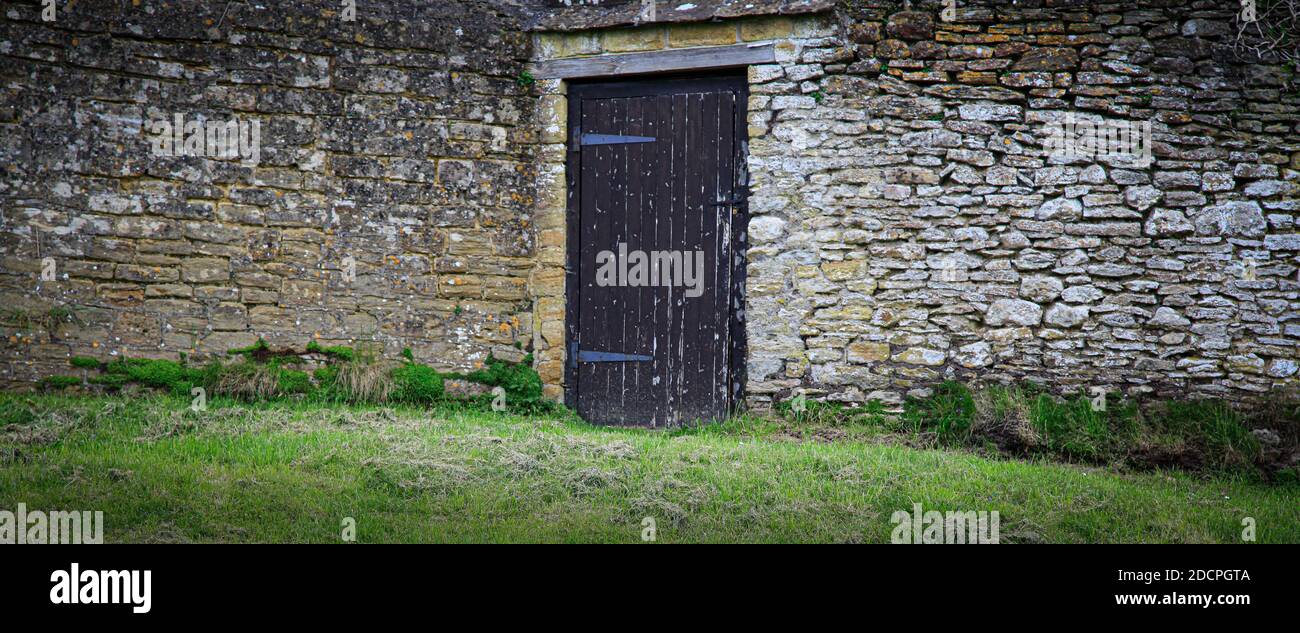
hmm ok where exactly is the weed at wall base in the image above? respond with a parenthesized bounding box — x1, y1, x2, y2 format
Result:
(778, 380, 1294, 480)
(47, 341, 554, 415)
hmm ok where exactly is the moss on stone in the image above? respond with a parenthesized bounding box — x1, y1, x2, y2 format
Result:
(305, 341, 355, 361)
(40, 375, 82, 389)
(69, 356, 102, 369)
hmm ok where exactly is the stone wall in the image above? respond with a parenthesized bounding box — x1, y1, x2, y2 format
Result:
(3, 0, 1299, 409)
(745, 0, 1300, 407)
(0, 0, 540, 389)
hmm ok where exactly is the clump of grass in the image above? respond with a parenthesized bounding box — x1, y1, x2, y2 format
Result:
(332, 354, 400, 404)
(0, 399, 37, 426)
(69, 356, 102, 369)
(305, 340, 355, 362)
(276, 369, 313, 395)
(903, 380, 976, 441)
(48, 340, 556, 414)
(1024, 389, 1138, 461)
(40, 375, 81, 389)
(1153, 400, 1259, 470)
(213, 361, 282, 401)
(773, 396, 887, 427)
(103, 358, 218, 396)
(88, 374, 131, 388)
(457, 354, 551, 412)
(227, 338, 271, 357)
(391, 363, 444, 404)
(896, 381, 1272, 476)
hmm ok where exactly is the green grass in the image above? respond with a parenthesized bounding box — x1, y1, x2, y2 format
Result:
(0, 393, 1296, 543)
(52, 345, 548, 414)
(899, 381, 1284, 475)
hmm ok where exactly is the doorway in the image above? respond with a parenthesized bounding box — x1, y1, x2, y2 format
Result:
(564, 73, 749, 427)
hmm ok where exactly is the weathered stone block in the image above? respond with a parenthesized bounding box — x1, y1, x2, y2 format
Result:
(847, 341, 890, 363)
(741, 16, 795, 42)
(602, 27, 664, 53)
(986, 299, 1043, 327)
(667, 22, 737, 48)
(181, 258, 230, 283)
(886, 12, 934, 41)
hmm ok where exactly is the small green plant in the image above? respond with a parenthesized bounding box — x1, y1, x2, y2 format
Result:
(902, 381, 976, 441)
(89, 374, 131, 388)
(38, 339, 557, 414)
(466, 354, 542, 400)
(391, 364, 444, 404)
(228, 338, 271, 358)
(313, 365, 338, 384)
(1027, 391, 1135, 461)
(46, 306, 77, 323)
(774, 396, 886, 427)
(810, 90, 825, 104)
(40, 375, 81, 389)
(277, 369, 313, 395)
(516, 70, 535, 88)
(458, 354, 551, 412)
(69, 356, 102, 369)
(104, 358, 217, 396)
(306, 341, 355, 361)
(1155, 400, 1259, 470)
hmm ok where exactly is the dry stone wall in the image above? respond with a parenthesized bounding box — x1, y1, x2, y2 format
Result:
(0, 0, 541, 389)
(746, 0, 1300, 408)
(2, 0, 1298, 411)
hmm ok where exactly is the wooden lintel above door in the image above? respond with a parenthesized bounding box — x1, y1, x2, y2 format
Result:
(532, 43, 775, 80)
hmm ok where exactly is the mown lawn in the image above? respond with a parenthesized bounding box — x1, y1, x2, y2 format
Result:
(1, 393, 1296, 543)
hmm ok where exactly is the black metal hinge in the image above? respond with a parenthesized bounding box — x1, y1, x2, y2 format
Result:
(580, 133, 656, 146)
(569, 342, 652, 363)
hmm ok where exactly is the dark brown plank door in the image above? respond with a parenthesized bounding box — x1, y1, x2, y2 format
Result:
(566, 75, 745, 427)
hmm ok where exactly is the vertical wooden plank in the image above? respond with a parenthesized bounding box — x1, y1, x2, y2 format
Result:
(709, 90, 730, 416)
(625, 96, 648, 420)
(607, 97, 626, 420)
(698, 90, 721, 420)
(728, 80, 750, 414)
(653, 93, 674, 428)
(577, 96, 601, 421)
(583, 97, 615, 421)
(670, 91, 689, 427)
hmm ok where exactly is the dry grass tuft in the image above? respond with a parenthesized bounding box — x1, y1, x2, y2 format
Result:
(213, 363, 281, 401)
(333, 359, 401, 404)
(971, 387, 1041, 452)
(564, 466, 624, 497)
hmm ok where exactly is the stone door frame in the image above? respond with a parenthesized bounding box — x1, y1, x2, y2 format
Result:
(526, 14, 838, 401)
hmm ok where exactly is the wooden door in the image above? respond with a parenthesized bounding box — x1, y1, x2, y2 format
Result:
(564, 73, 748, 427)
